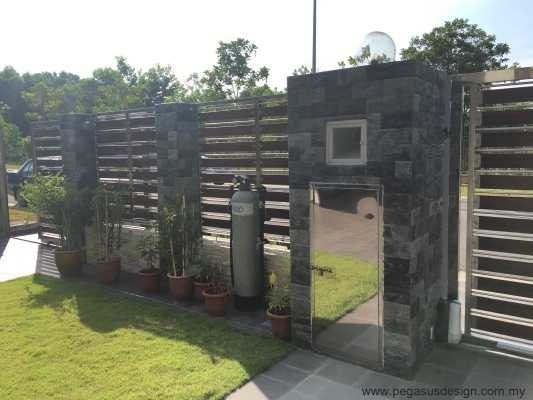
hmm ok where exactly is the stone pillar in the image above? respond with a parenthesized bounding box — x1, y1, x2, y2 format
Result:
(59, 114, 97, 188)
(154, 103, 199, 204)
(287, 60, 451, 378)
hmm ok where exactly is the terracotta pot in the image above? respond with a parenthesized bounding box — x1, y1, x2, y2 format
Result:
(139, 268, 162, 293)
(54, 248, 86, 277)
(203, 287, 230, 316)
(96, 258, 121, 284)
(267, 307, 291, 341)
(167, 273, 194, 302)
(193, 280, 212, 303)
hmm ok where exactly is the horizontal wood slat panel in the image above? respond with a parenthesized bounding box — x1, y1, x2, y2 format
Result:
(476, 319, 533, 343)
(260, 122, 288, 134)
(260, 105, 287, 118)
(129, 117, 155, 128)
(199, 125, 255, 138)
(481, 109, 533, 126)
(33, 129, 60, 139)
(130, 131, 156, 141)
(480, 132, 533, 147)
(98, 170, 157, 180)
(260, 175, 289, 185)
(34, 139, 61, 147)
(476, 297, 533, 320)
(477, 276, 533, 298)
(264, 224, 290, 236)
(201, 157, 288, 169)
(130, 209, 157, 220)
(478, 217, 533, 235)
(40, 225, 59, 234)
(35, 149, 62, 157)
(198, 107, 255, 122)
(132, 197, 158, 207)
(200, 173, 289, 185)
(479, 175, 533, 190)
(95, 119, 127, 130)
(479, 154, 533, 169)
(481, 86, 533, 105)
(104, 182, 158, 193)
(96, 131, 156, 143)
(37, 159, 62, 167)
(201, 217, 230, 229)
(202, 203, 289, 219)
(98, 158, 156, 168)
(477, 257, 533, 278)
(201, 188, 289, 202)
(479, 196, 533, 212)
(478, 236, 533, 256)
(97, 145, 156, 155)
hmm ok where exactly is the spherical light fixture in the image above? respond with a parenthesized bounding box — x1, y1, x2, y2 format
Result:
(355, 31, 396, 66)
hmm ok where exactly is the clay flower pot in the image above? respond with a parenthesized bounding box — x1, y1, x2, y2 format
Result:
(167, 273, 194, 302)
(193, 280, 212, 303)
(54, 248, 86, 277)
(96, 258, 121, 284)
(267, 307, 291, 341)
(139, 268, 162, 293)
(203, 287, 230, 317)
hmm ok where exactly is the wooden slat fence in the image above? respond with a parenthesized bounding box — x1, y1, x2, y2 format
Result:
(94, 108, 157, 224)
(198, 95, 290, 244)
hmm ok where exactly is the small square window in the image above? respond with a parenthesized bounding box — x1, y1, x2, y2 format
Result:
(326, 120, 367, 165)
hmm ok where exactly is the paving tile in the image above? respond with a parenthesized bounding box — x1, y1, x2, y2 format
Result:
(315, 358, 368, 386)
(398, 381, 455, 400)
(280, 350, 330, 374)
(413, 364, 469, 388)
(508, 366, 533, 386)
(262, 362, 310, 386)
(353, 370, 406, 395)
(279, 391, 313, 400)
(227, 374, 293, 400)
(471, 358, 513, 380)
(293, 376, 332, 398)
(455, 372, 532, 400)
(317, 382, 368, 400)
(423, 347, 478, 374)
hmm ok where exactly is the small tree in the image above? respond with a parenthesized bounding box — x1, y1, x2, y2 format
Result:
(91, 184, 125, 261)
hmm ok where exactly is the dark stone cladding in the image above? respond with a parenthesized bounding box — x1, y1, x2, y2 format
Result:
(287, 60, 451, 378)
(59, 114, 97, 189)
(155, 103, 200, 206)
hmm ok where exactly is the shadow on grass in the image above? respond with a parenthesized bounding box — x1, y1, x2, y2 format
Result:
(26, 273, 293, 376)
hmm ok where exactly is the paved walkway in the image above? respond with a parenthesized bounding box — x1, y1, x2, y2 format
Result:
(1, 235, 533, 400)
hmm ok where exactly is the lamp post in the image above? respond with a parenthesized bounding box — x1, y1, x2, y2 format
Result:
(312, 0, 316, 74)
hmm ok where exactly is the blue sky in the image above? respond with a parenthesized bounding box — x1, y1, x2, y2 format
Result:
(2, 0, 532, 90)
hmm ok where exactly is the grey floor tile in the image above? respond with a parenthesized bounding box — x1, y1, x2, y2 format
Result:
(413, 364, 469, 388)
(398, 382, 455, 400)
(455, 372, 532, 400)
(227, 374, 293, 400)
(423, 347, 478, 374)
(280, 350, 330, 374)
(293, 376, 331, 398)
(316, 382, 366, 400)
(353, 370, 406, 395)
(262, 362, 310, 386)
(508, 366, 533, 386)
(471, 358, 513, 380)
(279, 391, 314, 400)
(315, 358, 368, 386)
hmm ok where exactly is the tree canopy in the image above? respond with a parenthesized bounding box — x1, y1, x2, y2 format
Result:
(400, 18, 513, 75)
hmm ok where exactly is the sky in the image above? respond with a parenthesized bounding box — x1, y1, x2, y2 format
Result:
(2, 0, 533, 91)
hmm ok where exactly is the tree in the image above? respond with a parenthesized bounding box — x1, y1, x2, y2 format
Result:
(202, 38, 270, 99)
(400, 18, 512, 75)
(138, 63, 180, 106)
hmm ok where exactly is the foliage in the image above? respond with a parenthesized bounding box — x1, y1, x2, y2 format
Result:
(400, 18, 512, 75)
(21, 171, 92, 251)
(195, 257, 212, 283)
(201, 38, 270, 100)
(292, 65, 312, 75)
(0, 112, 29, 163)
(206, 260, 230, 295)
(136, 231, 160, 271)
(266, 271, 290, 315)
(338, 45, 393, 69)
(0, 275, 293, 399)
(156, 195, 202, 277)
(91, 183, 125, 261)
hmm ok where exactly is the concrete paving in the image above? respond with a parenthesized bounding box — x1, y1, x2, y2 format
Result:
(1, 234, 533, 399)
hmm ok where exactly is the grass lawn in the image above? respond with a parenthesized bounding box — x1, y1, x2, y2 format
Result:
(312, 251, 378, 335)
(9, 209, 37, 225)
(5, 163, 21, 170)
(0, 275, 294, 399)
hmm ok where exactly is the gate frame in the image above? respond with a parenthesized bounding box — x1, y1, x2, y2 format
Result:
(452, 66, 533, 346)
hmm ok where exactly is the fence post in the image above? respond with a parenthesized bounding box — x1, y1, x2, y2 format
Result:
(155, 103, 199, 204)
(59, 114, 97, 188)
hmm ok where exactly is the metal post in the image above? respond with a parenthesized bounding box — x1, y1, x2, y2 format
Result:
(0, 125, 10, 237)
(125, 112, 134, 220)
(254, 100, 261, 185)
(312, 0, 317, 74)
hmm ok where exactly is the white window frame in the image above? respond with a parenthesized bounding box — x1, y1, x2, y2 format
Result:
(326, 119, 367, 165)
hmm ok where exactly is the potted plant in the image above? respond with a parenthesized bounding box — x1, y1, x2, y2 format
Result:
(193, 258, 213, 303)
(266, 272, 291, 341)
(136, 230, 162, 293)
(22, 171, 92, 277)
(203, 261, 231, 317)
(91, 184, 125, 284)
(158, 195, 202, 302)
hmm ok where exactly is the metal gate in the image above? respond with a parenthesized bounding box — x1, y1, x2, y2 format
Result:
(456, 67, 533, 348)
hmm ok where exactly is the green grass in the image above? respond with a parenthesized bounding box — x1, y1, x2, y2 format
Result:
(0, 275, 293, 399)
(5, 163, 21, 170)
(313, 251, 378, 334)
(9, 209, 37, 225)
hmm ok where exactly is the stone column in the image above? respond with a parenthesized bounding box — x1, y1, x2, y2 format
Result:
(59, 114, 97, 188)
(154, 103, 199, 204)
